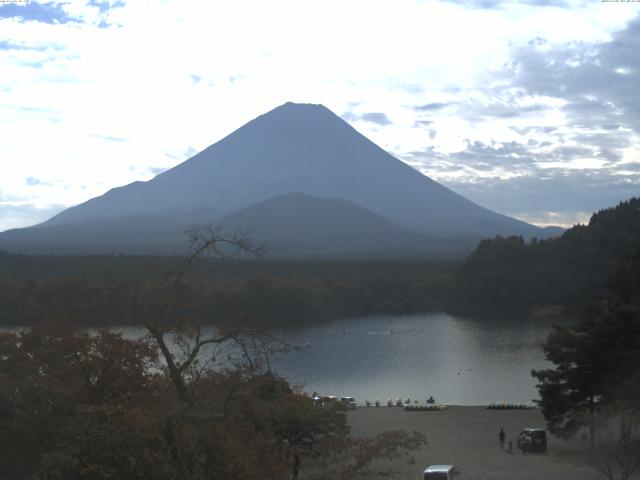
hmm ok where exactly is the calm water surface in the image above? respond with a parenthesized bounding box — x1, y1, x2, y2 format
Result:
(5, 312, 565, 406)
(269, 312, 563, 406)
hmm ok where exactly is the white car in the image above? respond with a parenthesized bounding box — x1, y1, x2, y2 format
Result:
(340, 396, 357, 409)
(423, 465, 460, 480)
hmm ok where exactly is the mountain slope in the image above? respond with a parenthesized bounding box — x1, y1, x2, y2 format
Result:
(451, 197, 640, 308)
(0, 193, 480, 257)
(39, 102, 544, 238)
(0, 215, 189, 255)
(215, 192, 431, 257)
(0, 207, 223, 255)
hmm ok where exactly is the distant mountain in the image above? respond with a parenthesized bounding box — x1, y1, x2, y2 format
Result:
(541, 226, 565, 237)
(215, 192, 419, 256)
(0, 207, 223, 255)
(0, 215, 188, 255)
(214, 192, 478, 258)
(1, 102, 552, 256)
(0, 193, 480, 258)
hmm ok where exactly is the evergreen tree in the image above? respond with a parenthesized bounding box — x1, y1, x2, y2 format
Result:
(532, 299, 640, 446)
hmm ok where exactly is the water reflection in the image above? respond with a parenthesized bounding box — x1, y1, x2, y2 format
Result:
(272, 312, 569, 405)
(2, 312, 569, 405)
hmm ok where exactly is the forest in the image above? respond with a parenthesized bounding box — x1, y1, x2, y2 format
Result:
(2, 197, 639, 328)
(451, 197, 640, 311)
(0, 250, 454, 328)
(0, 227, 427, 480)
(531, 223, 640, 471)
(1, 199, 640, 479)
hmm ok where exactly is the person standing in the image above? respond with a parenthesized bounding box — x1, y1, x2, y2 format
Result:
(499, 428, 506, 449)
(519, 432, 529, 454)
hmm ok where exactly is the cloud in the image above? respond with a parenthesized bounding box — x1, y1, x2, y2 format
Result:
(1, 0, 638, 231)
(0, 0, 125, 29)
(509, 209, 592, 228)
(340, 111, 358, 122)
(476, 103, 551, 119)
(461, 169, 636, 211)
(25, 177, 52, 186)
(0, 40, 53, 51)
(405, 136, 640, 226)
(442, 168, 640, 227)
(398, 12, 640, 227)
(411, 137, 552, 175)
(414, 102, 451, 111)
(0, 203, 65, 232)
(0, 2, 79, 25)
(88, 0, 125, 15)
(360, 112, 392, 126)
(89, 133, 127, 142)
(341, 111, 393, 126)
(405, 127, 640, 225)
(508, 15, 640, 133)
(442, 0, 572, 9)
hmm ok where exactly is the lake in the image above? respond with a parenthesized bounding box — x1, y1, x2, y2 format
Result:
(4, 311, 565, 406)
(270, 312, 564, 406)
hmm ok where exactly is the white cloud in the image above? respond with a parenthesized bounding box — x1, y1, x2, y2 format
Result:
(510, 210, 592, 228)
(536, 158, 610, 170)
(0, 0, 638, 231)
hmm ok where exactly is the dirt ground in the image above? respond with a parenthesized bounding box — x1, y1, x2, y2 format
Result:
(347, 406, 618, 480)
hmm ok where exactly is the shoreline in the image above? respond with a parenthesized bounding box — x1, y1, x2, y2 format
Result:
(347, 406, 602, 480)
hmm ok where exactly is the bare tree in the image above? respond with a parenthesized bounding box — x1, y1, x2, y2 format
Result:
(107, 225, 299, 479)
(302, 430, 427, 480)
(586, 410, 640, 480)
(110, 224, 287, 403)
(106, 225, 428, 480)
(587, 438, 640, 480)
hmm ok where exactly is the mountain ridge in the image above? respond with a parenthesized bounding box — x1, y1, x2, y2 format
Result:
(1, 102, 555, 257)
(214, 192, 426, 257)
(0, 192, 482, 258)
(40, 102, 542, 237)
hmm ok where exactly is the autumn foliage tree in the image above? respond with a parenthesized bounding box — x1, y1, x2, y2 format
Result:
(0, 225, 426, 480)
(0, 325, 161, 479)
(0, 324, 426, 480)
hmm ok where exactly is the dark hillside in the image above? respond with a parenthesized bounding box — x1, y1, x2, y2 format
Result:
(0, 252, 454, 327)
(451, 197, 640, 309)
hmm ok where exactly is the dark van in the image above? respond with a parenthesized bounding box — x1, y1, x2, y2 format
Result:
(517, 428, 547, 453)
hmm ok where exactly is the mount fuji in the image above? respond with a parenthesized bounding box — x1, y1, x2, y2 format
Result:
(0, 102, 555, 257)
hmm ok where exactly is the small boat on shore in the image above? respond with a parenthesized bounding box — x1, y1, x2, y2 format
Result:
(404, 404, 447, 411)
(486, 402, 531, 410)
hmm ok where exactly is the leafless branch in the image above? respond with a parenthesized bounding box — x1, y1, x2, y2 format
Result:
(107, 223, 280, 406)
(172, 224, 266, 289)
(587, 439, 640, 480)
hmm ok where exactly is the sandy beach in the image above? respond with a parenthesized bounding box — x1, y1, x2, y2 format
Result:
(347, 406, 609, 480)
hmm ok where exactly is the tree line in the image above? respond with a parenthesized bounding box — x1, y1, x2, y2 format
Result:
(452, 197, 640, 310)
(3, 197, 640, 328)
(531, 206, 640, 480)
(0, 227, 426, 480)
(0, 251, 454, 328)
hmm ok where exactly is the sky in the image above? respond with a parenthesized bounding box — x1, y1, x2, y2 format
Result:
(1, 0, 640, 232)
